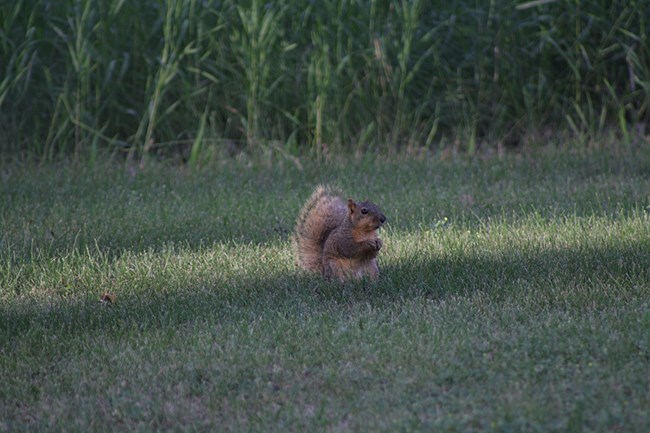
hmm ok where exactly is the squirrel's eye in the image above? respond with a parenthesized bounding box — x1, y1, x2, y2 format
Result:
(361, 208, 368, 214)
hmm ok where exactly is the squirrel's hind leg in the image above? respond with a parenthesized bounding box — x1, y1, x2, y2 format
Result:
(362, 259, 380, 280)
(323, 256, 379, 282)
(322, 256, 351, 282)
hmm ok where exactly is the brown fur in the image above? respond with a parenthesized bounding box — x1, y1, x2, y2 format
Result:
(293, 185, 386, 281)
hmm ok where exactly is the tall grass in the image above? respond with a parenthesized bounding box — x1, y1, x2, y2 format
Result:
(1, 0, 648, 159)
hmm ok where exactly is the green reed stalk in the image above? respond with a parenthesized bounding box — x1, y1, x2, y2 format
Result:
(0, 0, 648, 159)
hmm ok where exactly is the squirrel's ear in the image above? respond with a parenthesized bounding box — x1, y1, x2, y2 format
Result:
(347, 199, 357, 214)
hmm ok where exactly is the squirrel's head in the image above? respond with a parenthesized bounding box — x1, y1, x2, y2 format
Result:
(347, 199, 386, 231)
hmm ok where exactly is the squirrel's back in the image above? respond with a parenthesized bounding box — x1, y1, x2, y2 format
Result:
(293, 185, 347, 272)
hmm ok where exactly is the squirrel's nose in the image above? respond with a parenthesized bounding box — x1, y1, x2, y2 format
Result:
(380, 215, 386, 224)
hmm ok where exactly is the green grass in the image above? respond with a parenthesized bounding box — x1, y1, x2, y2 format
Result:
(1, 149, 650, 432)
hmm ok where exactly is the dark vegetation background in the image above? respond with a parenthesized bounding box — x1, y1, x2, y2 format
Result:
(1, 0, 649, 162)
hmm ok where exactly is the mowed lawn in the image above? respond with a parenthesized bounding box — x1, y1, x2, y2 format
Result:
(1, 149, 649, 432)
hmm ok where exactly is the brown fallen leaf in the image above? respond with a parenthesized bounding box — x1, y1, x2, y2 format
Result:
(99, 292, 115, 305)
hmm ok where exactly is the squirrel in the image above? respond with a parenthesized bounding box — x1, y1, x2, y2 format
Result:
(293, 185, 386, 281)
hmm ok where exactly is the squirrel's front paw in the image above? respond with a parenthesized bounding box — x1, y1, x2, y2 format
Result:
(370, 238, 383, 251)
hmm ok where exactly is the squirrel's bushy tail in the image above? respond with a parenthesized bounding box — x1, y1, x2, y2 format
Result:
(293, 185, 345, 272)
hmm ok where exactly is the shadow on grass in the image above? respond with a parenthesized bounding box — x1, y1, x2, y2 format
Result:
(2, 236, 648, 347)
(378, 239, 649, 300)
